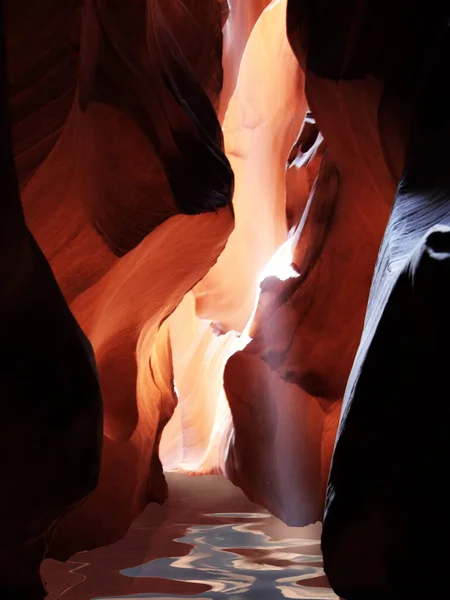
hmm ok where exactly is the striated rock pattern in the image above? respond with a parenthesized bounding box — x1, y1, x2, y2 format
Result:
(284, 0, 450, 597)
(4, 0, 450, 598)
(2, 0, 234, 593)
(315, 5, 450, 599)
(219, 0, 272, 122)
(41, 0, 234, 560)
(0, 3, 102, 597)
(4, 0, 81, 188)
(22, 0, 231, 302)
(195, 0, 307, 333)
(224, 0, 395, 527)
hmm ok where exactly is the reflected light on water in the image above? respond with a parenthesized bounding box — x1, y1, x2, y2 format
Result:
(95, 512, 337, 600)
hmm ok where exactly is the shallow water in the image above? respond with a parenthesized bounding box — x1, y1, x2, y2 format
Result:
(42, 474, 336, 600)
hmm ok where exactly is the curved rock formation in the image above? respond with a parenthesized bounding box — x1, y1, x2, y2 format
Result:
(6, 0, 450, 598)
(42, 0, 233, 559)
(0, 4, 102, 596)
(219, 0, 272, 121)
(2, 0, 234, 585)
(195, 0, 307, 333)
(224, 0, 395, 526)
(49, 206, 233, 559)
(23, 0, 230, 301)
(285, 111, 323, 232)
(4, 0, 81, 188)
(316, 5, 450, 598)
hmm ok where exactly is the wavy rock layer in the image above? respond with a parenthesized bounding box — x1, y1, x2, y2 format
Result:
(2, 0, 234, 591)
(49, 207, 233, 559)
(223, 0, 394, 525)
(5, 1, 449, 598)
(4, 0, 80, 188)
(313, 5, 450, 598)
(219, 0, 272, 122)
(42, 0, 233, 560)
(195, 0, 307, 333)
(0, 4, 102, 597)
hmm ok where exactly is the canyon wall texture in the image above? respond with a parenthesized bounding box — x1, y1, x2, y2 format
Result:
(0, 3, 102, 596)
(313, 6, 450, 600)
(2, 0, 234, 596)
(223, 0, 393, 527)
(2, 0, 450, 598)
(37, 0, 234, 560)
(285, 0, 450, 597)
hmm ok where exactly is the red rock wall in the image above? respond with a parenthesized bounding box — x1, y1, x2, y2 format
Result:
(3, 1, 449, 598)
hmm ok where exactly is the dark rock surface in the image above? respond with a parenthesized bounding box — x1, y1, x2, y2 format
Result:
(0, 3, 102, 596)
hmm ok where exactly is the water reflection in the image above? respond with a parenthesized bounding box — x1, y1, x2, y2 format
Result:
(96, 512, 337, 600)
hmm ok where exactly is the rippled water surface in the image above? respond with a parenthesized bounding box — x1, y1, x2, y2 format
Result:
(42, 474, 336, 600)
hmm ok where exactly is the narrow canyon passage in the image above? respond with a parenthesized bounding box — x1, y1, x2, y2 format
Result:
(42, 474, 335, 600)
(1, 0, 450, 598)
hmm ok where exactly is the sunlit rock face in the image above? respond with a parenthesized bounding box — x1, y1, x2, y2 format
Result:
(195, 0, 307, 333)
(219, 0, 272, 122)
(0, 4, 102, 597)
(158, 0, 314, 480)
(285, 111, 324, 232)
(160, 292, 242, 474)
(223, 0, 395, 526)
(159, 0, 313, 479)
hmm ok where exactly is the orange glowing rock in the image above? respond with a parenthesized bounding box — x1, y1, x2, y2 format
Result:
(195, 0, 307, 333)
(160, 292, 241, 474)
(3, 1, 430, 597)
(14, 0, 234, 562)
(0, 4, 101, 596)
(219, 0, 272, 121)
(224, 28, 395, 523)
(48, 207, 233, 558)
(159, 0, 310, 477)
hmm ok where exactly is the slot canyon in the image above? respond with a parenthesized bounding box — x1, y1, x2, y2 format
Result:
(0, 0, 449, 598)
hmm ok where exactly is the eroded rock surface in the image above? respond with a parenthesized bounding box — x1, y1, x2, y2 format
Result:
(41, 0, 234, 560)
(5, 1, 450, 598)
(1, 0, 234, 588)
(319, 8, 450, 597)
(0, 4, 102, 596)
(224, 0, 395, 525)
(195, 0, 307, 333)
(280, 0, 450, 597)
